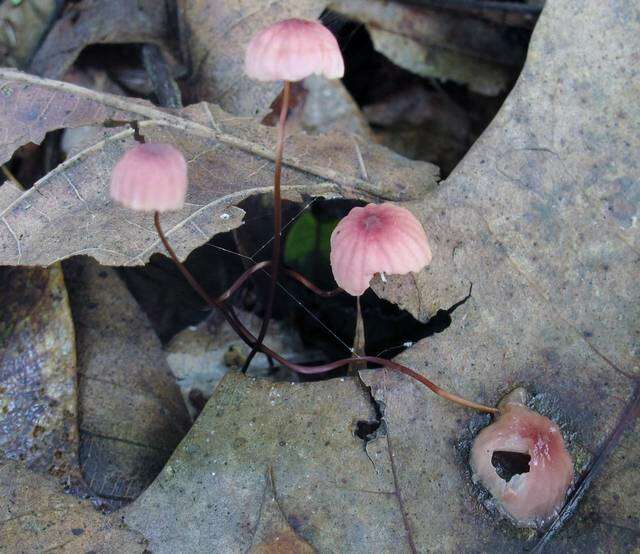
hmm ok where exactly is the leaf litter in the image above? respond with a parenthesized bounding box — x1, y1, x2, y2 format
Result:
(0, 0, 637, 552)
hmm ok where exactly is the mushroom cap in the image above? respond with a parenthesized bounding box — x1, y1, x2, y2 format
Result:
(110, 143, 187, 212)
(470, 403, 574, 527)
(329, 203, 432, 296)
(244, 18, 344, 82)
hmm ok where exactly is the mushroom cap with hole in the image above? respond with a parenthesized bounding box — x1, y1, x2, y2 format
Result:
(110, 143, 188, 212)
(329, 202, 432, 296)
(470, 402, 574, 527)
(244, 18, 344, 82)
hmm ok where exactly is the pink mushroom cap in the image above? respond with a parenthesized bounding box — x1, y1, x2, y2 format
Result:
(110, 143, 188, 212)
(330, 203, 432, 296)
(244, 18, 344, 82)
(470, 402, 574, 527)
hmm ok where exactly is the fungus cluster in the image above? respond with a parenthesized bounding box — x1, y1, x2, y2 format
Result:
(107, 16, 574, 533)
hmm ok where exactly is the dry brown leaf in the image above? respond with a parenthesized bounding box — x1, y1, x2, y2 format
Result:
(0, 459, 147, 552)
(125, 372, 409, 552)
(0, 69, 437, 267)
(248, 469, 316, 554)
(64, 256, 190, 507)
(0, 263, 78, 476)
(0, 69, 147, 165)
(0, 0, 59, 68)
(331, 0, 517, 95)
(361, 0, 639, 550)
(29, 0, 173, 79)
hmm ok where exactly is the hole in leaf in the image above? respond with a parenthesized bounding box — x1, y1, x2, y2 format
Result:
(491, 450, 531, 482)
(321, 8, 534, 177)
(355, 420, 380, 441)
(122, 196, 471, 384)
(3, 130, 63, 190)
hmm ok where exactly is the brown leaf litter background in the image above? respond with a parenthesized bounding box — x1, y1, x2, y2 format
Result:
(0, 0, 637, 552)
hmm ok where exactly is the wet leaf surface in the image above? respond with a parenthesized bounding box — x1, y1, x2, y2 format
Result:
(0, 69, 437, 266)
(64, 256, 191, 508)
(0, 263, 78, 476)
(0, 459, 148, 552)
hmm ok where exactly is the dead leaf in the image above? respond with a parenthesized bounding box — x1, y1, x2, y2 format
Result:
(264, 76, 372, 140)
(362, 84, 473, 176)
(361, 0, 639, 550)
(0, 459, 147, 552)
(177, 0, 323, 114)
(0, 0, 59, 67)
(248, 469, 316, 554)
(0, 69, 438, 267)
(0, 263, 78, 476)
(124, 372, 411, 552)
(64, 256, 191, 507)
(29, 0, 173, 79)
(0, 69, 147, 166)
(331, 0, 519, 95)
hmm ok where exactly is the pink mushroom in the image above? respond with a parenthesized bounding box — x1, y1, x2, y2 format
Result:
(244, 18, 344, 82)
(242, 19, 344, 369)
(110, 143, 187, 212)
(329, 203, 432, 296)
(470, 398, 574, 527)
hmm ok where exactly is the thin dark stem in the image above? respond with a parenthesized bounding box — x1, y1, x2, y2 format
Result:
(153, 211, 254, 350)
(153, 212, 497, 414)
(131, 121, 146, 144)
(217, 259, 341, 303)
(284, 266, 342, 298)
(243, 80, 292, 372)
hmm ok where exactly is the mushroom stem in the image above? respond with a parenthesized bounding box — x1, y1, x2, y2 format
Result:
(217, 260, 342, 303)
(154, 212, 497, 414)
(153, 211, 254, 349)
(243, 79, 292, 372)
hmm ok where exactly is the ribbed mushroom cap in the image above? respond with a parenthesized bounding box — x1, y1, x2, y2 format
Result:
(244, 18, 344, 82)
(330, 203, 432, 296)
(470, 403, 574, 527)
(110, 143, 187, 212)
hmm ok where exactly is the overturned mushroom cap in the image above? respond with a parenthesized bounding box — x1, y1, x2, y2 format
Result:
(244, 18, 344, 82)
(329, 203, 432, 296)
(470, 402, 573, 527)
(110, 143, 187, 212)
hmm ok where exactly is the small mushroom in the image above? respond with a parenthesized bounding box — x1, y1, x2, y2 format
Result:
(470, 394, 573, 527)
(244, 18, 344, 83)
(110, 143, 187, 212)
(329, 203, 432, 296)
